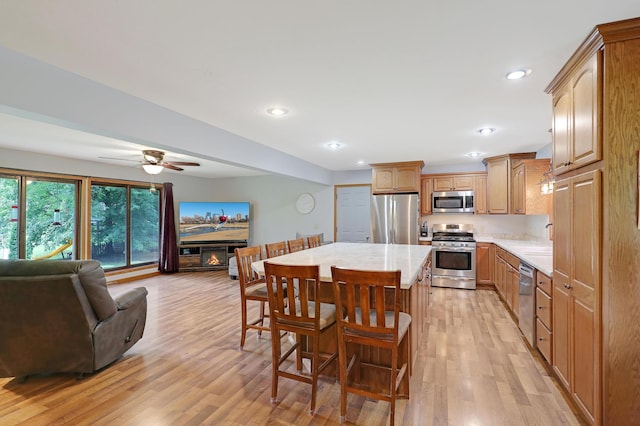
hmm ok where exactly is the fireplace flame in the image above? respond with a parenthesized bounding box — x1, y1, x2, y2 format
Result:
(207, 254, 221, 265)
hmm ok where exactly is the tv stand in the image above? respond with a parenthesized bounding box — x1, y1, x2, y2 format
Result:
(178, 242, 247, 271)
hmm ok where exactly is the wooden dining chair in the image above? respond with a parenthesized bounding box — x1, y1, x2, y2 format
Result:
(265, 241, 287, 258)
(263, 262, 338, 414)
(287, 238, 306, 253)
(235, 246, 270, 349)
(307, 234, 322, 248)
(330, 266, 410, 426)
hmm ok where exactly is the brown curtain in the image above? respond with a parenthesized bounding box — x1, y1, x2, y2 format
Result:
(159, 182, 179, 273)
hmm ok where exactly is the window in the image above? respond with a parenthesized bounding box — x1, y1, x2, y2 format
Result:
(0, 176, 19, 259)
(0, 174, 78, 260)
(91, 182, 160, 270)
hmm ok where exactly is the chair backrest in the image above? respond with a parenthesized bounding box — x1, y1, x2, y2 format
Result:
(287, 238, 306, 253)
(265, 241, 287, 258)
(307, 234, 322, 248)
(264, 262, 321, 330)
(330, 266, 402, 348)
(235, 246, 264, 290)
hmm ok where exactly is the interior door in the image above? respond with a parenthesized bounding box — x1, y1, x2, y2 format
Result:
(335, 185, 371, 243)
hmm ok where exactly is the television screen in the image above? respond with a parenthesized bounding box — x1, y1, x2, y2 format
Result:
(179, 201, 250, 243)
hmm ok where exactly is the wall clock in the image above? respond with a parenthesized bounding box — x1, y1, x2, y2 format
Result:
(295, 193, 315, 214)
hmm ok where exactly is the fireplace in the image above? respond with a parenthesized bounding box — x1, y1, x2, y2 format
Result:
(201, 247, 227, 267)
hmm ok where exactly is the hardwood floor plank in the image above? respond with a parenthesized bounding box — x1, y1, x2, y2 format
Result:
(0, 272, 582, 425)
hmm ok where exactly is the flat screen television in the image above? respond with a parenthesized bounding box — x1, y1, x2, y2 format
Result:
(179, 201, 250, 243)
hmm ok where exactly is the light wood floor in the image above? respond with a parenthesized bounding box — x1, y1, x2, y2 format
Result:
(0, 271, 582, 425)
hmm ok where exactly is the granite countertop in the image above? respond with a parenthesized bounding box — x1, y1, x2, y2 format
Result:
(475, 236, 553, 277)
(252, 242, 432, 289)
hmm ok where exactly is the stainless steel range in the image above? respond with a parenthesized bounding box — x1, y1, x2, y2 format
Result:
(431, 223, 476, 290)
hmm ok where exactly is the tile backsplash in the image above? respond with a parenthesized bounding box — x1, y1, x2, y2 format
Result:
(421, 213, 551, 241)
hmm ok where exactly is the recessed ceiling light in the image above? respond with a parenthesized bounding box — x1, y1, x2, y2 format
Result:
(478, 127, 496, 135)
(266, 107, 289, 117)
(327, 142, 342, 150)
(506, 68, 532, 80)
(466, 151, 483, 158)
(357, 160, 366, 165)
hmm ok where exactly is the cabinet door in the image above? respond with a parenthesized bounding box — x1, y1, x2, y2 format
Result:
(511, 268, 520, 318)
(511, 163, 525, 214)
(395, 166, 420, 192)
(552, 177, 571, 388)
(570, 170, 600, 419)
(571, 54, 600, 170)
(475, 243, 494, 284)
(420, 177, 433, 215)
(487, 157, 510, 214)
(553, 88, 572, 175)
(372, 167, 395, 193)
(474, 175, 487, 214)
(433, 177, 454, 191)
(452, 176, 474, 190)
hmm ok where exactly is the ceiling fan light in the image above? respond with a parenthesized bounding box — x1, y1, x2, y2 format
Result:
(142, 164, 164, 175)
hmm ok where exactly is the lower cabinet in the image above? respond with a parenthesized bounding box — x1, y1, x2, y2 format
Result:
(536, 271, 553, 364)
(493, 246, 520, 318)
(475, 242, 494, 284)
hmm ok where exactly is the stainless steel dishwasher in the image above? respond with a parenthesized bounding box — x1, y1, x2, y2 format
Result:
(518, 262, 535, 347)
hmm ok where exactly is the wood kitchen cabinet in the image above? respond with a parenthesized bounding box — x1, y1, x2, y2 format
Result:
(551, 53, 600, 176)
(536, 271, 553, 364)
(543, 18, 640, 424)
(474, 175, 487, 214)
(420, 176, 433, 214)
(511, 159, 552, 215)
(483, 153, 536, 214)
(552, 170, 601, 424)
(432, 175, 474, 191)
(371, 161, 424, 194)
(493, 246, 519, 318)
(475, 242, 494, 285)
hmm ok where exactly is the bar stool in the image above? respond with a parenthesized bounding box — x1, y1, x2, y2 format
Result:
(235, 246, 270, 349)
(307, 234, 322, 248)
(287, 238, 305, 253)
(265, 241, 287, 258)
(263, 262, 338, 414)
(330, 266, 410, 426)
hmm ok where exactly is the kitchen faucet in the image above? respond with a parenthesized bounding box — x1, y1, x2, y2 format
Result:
(545, 223, 553, 229)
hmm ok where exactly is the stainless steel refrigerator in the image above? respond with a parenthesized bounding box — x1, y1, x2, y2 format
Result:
(371, 193, 419, 244)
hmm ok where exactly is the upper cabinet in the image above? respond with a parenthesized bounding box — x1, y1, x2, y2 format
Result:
(420, 177, 433, 215)
(370, 161, 424, 194)
(511, 159, 552, 215)
(483, 153, 536, 214)
(432, 175, 474, 191)
(550, 53, 601, 175)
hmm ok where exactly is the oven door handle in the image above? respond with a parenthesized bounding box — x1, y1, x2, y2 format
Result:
(434, 247, 476, 252)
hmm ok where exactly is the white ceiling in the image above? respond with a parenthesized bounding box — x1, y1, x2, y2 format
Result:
(0, 2, 639, 180)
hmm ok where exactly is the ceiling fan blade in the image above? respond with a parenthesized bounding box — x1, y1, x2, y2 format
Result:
(98, 156, 140, 163)
(164, 161, 200, 167)
(162, 163, 184, 171)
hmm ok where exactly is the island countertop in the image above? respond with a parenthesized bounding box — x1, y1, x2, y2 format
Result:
(252, 242, 432, 289)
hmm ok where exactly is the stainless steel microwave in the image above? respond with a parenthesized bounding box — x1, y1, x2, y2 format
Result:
(432, 190, 475, 213)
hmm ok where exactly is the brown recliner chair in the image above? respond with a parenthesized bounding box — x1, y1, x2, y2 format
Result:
(0, 259, 148, 380)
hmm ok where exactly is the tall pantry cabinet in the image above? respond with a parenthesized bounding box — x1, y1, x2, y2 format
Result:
(545, 17, 640, 425)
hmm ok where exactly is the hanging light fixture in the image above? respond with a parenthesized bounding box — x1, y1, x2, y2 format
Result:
(539, 165, 555, 195)
(142, 164, 164, 175)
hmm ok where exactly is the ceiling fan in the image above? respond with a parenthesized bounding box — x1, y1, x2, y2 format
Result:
(140, 150, 200, 174)
(100, 150, 200, 174)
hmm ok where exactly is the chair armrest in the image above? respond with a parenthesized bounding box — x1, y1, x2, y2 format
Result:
(115, 287, 148, 310)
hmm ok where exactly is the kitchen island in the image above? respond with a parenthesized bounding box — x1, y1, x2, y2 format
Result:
(252, 242, 432, 395)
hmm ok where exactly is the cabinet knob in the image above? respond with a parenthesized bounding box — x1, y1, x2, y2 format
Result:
(538, 306, 543, 310)
(563, 283, 572, 289)
(539, 337, 545, 341)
